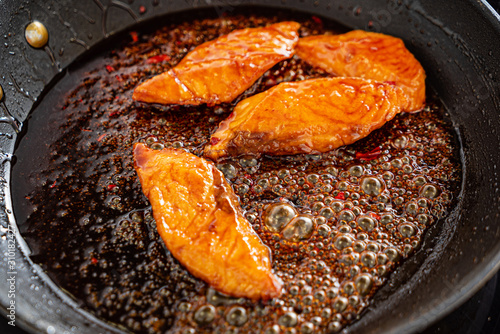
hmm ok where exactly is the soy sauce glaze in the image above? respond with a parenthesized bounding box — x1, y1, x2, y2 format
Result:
(13, 11, 461, 334)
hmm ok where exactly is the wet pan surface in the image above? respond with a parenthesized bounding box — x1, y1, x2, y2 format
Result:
(11, 10, 462, 333)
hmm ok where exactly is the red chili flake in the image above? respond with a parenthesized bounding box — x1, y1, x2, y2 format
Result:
(139, 5, 146, 14)
(146, 54, 171, 64)
(384, 81, 397, 86)
(210, 137, 220, 145)
(91, 257, 98, 264)
(115, 75, 123, 82)
(82, 129, 92, 132)
(312, 15, 323, 25)
(97, 134, 106, 142)
(370, 212, 381, 220)
(356, 146, 382, 161)
(109, 110, 121, 117)
(107, 184, 117, 191)
(130, 31, 139, 42)
(334, 192, 345, 200)
(105, 65, 115, 73)
(50, 181, 57, 189)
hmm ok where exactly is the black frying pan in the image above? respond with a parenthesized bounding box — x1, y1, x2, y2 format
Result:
(0, 1, 499, 333)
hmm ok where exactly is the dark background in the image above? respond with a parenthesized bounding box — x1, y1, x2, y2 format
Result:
(490, 0, 500, 12)
(2, 2, 500, 334)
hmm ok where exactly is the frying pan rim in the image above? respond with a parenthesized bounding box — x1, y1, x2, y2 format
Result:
(1, 1, 500, 334)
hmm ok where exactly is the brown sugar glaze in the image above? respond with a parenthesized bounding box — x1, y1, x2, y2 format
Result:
(13, 9, 461, 334)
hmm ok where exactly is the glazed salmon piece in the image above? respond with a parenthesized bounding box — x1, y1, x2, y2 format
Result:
(296, 30, 426, 112)
(204, 77, 409, 160)
(133, 21, 300, 106)
(133, 143, 282, 300)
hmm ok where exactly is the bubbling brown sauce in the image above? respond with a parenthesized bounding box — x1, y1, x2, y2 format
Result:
(14, 10, 461, 334)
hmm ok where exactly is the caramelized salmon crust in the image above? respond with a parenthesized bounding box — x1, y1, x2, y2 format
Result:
(133, 21, 300, 106)
(204, 77, 409, 160)
(133, 143, 282, 300)
(296, 30, 426, 112)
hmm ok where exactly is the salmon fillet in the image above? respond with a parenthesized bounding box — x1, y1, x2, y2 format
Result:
(296, 30, 425, 112)
(133, 143, 282, 300)
(133, 21, 300, 106)
(204, 77, 409, 160)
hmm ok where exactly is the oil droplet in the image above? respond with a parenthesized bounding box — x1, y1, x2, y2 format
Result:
(317, 224, 331, 237)
(391, 158, 403, 169)
(360, 251, 377, 267)
(278, 311, 298, 327)
(146, 136, 158, 145)
(281, 215, 314, 242)
(343, 281, 355, 295)
(263, 203, 297, 232)
(326, 287, 339, 299)
(194, 305, 216, 326)
(378, 253, 389, 265)
(417, 213, 429, 225)
(355, 273, 373, 295)
(406, 202, 418, 215)
(328, 321, 342, 333)
(353, 240, 366, 253)
(349, 295, 360, 306)
(348, 165, 364, 177)
(237, 184, 249, 195)
(366, 242, 379, 252)
(413, 175, 427, 187)
(332, 296, 348, 312)
(378, 265, 388, 276)
(380, 213, 393, 225)
(338, 210, 355, 222)
(178, 302, 191, 312)
(301, 322, 315, 333)
(361, 177, 384, 196)
(217, 163, 237, 180)
(240, 157, 258, 167)
(315, 216, 327, 225)
(314, 290, 326, 301)
(150, 142, 164, 150)
(357, 216, 376, 232)
(265, 325, 280, 334)
(333, 235, 353, 250)
(420, 184, 439, 199)
(226, 306, 248, 326)
(384, 247, 401, 262)
(393, 135, 408, 149)
(319, 207, 334, 219)
(399, 223, 416, 237)
(25, 21, 49, 48)
(307, 173, 319, 184)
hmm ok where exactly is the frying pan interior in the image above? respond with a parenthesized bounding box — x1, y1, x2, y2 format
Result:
(0, 0, 499, 333)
